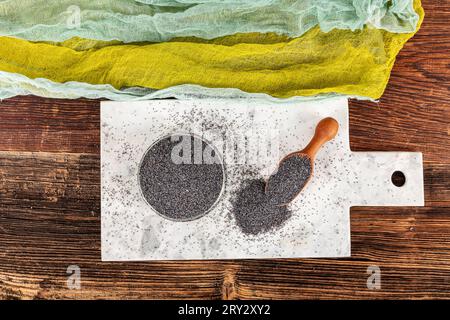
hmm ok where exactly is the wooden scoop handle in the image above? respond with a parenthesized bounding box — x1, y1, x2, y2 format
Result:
(300, 117, 339, 159)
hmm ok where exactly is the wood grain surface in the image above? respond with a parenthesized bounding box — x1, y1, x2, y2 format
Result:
(0, 1, 449, 300)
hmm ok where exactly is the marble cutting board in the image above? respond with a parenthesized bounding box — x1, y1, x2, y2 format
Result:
(101, 97, 424, 261)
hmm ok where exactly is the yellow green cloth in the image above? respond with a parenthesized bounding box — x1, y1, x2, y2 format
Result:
(0, 0, 423, 99)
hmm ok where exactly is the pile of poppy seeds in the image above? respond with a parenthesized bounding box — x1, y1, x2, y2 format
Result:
(232, 155, 312, 235)
(138, 109, 312, 235)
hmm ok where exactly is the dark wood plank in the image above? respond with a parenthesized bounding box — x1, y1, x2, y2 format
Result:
(0, 0, 449, 300)
(0, 97, 100, 154)
(0, 151, 99, 213)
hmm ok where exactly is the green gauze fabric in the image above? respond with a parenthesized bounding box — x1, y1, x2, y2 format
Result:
(0, 70, 359, 102)
(0, 0, 419, 43)
(0, 0, 423, 100)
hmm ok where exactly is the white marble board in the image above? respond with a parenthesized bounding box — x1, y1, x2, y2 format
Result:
(101, 98, 424, 261)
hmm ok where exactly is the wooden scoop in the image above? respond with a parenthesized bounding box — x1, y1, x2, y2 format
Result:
(265, 117, 339, 206)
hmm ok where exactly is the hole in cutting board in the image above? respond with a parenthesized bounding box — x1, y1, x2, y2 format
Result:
(391, 171, 406, 187)
(138, 133, 225, 222)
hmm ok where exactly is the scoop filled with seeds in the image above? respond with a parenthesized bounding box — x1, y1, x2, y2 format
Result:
(265, 117, 339, 206)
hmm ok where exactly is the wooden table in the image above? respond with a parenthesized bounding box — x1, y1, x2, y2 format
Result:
(0, 1, 449, 300)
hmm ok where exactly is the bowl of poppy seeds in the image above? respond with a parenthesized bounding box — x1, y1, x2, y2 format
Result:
(138, 133, 225, 222)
